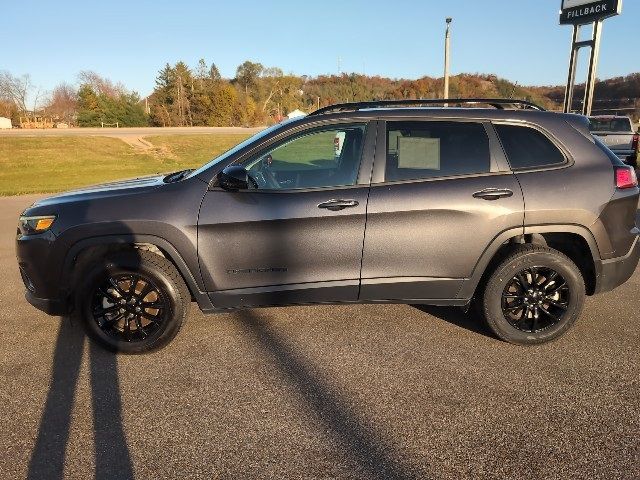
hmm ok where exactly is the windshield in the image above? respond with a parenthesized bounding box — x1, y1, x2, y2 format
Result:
(588, 117, 633, 133)
(188, 119, 300, 178)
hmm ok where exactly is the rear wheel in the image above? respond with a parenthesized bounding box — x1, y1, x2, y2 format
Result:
(77, 250, 190, 353)
(480, 245, 585, 345)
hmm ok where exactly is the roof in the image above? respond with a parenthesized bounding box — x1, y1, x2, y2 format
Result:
(310, 99, 545, 116)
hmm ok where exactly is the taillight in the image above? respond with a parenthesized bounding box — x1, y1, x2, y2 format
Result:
(632, 133, 639, 153)
(615, 166, 638, 189)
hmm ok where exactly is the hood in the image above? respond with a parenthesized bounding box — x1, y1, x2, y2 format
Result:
(31, 174, 166, 208)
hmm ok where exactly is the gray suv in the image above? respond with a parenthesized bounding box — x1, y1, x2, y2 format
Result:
(16, 99, 640, 353)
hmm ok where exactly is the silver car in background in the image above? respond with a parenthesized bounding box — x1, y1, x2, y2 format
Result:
(589, 115, 638, 167)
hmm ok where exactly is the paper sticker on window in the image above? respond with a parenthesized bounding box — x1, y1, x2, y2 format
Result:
(397, 137, 440, 170)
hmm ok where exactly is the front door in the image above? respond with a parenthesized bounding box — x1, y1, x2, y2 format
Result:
(198, 122, 375, 308)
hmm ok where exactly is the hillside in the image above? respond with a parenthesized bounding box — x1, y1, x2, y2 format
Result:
(527, 73, 640, 116)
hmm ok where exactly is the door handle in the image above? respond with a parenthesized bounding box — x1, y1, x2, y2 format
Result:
(472, 188, 514, 201)
(317, 199, 359, 211)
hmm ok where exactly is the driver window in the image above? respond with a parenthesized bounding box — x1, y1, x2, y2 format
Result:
(240, 124, 366, 190)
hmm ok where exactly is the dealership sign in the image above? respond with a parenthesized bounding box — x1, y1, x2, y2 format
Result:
(560, 0, 622, 25)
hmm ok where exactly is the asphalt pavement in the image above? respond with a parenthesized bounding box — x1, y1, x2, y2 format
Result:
(0, 195, 638, 479)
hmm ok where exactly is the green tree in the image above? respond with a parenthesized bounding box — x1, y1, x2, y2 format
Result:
(235, 61, 263, 94)
(76, 84, 101, 126)
(76, 82, 147, 127)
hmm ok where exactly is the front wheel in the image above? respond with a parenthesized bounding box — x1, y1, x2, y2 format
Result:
(479, 245, 585, 345)
(77, 250, 190, 353)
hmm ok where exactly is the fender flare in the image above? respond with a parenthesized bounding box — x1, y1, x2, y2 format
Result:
(61, 234, 213, 310)
(457, 224, 601, 300)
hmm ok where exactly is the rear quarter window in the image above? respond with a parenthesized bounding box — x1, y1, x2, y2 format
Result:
(495, 124, 566, 170)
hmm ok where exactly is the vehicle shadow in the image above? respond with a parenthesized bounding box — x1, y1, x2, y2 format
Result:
(27, 316, 134, 480)
(411, 305, 495, 339)
(235, 309, 419, 480)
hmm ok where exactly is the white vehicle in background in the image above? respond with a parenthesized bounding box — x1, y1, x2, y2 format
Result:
(334, 131, 345, 157)
(589, 115, 638, 167)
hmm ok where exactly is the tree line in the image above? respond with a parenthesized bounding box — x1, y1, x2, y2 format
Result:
(1, 61, 638, 128)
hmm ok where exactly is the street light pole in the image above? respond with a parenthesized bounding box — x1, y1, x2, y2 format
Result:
(444, 17, 452, 106)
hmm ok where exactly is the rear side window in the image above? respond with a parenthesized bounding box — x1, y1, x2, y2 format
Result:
(385, 121, 490, 181)
(495, 124, 565, 170)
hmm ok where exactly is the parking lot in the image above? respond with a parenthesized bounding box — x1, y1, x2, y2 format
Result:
(1, 194, 638, 479)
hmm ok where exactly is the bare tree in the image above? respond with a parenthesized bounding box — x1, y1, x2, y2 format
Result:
(0, 71, 32, 114)
(48, 83, 78, 123)
(77, 70, 121, 98)
(31, 87, 49, 115)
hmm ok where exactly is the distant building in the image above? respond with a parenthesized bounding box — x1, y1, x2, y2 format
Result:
(285, 109, 306, 119)
(0, 117, 12, 129)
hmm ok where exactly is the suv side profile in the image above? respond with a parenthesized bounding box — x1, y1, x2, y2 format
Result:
(16, 99, 640, 353)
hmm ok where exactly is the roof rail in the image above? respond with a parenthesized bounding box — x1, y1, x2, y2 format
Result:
(309, 98, 546, 116)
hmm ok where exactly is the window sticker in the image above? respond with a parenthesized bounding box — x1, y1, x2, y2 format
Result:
(397, 137, 440, 169)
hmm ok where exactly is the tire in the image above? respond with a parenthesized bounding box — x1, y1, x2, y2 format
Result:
(479, 245, 585, 345)
(76, 249, 190, 353)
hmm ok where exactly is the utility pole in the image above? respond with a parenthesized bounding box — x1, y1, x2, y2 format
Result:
(444, 17, 452, 106)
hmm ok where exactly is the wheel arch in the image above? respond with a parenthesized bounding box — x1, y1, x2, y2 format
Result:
(62, 235, 213, 310)
(459, 225, 601, 301)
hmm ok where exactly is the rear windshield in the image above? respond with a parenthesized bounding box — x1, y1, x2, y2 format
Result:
(588, 118, 633, 133)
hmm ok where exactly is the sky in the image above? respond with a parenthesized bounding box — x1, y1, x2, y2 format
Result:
(1, 0, 635, 98)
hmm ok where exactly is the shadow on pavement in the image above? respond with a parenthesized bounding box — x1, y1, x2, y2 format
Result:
(236, 309, 418, 480)
(27, 317, 134, 480)
(412, 304, 494, 339)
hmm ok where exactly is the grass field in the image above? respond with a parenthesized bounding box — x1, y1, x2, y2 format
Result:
(0, 134, 251, 195)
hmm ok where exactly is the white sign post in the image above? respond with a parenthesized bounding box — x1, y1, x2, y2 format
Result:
(560, 0, 622, 115)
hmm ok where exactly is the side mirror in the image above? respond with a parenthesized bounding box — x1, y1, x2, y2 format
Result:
(217, 165, 249, 191)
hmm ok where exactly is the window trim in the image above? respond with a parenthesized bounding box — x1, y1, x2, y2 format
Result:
(491, 120, 573, 173)
(373, 119, 500, 185)
(208, 119, 376, 193)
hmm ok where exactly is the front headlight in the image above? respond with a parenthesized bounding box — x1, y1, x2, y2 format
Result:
(19, 215, 56, 235)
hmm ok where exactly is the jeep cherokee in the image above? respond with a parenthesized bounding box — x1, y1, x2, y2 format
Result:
(16, 99, 640, 353)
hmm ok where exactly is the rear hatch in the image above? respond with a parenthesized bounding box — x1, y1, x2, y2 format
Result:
(593, 137, 639, 257)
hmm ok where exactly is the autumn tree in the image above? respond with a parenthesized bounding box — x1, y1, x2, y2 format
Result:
(48, 83, 77, 124)
(235, 61, 263, 94)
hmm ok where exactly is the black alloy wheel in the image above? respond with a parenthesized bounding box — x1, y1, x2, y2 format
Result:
(91, 273, 168, 342)
(501, 266, 569, 333)
(479, 245, 585, 345)
(79, 250, 190, 353)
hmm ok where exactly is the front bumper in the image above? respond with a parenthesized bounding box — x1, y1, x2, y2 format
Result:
(595, 233, 640, 294)
(25, 290, 71, 316)
(16, 230, 70, 316)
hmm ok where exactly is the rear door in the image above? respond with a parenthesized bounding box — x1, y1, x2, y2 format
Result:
(198, 121, 376, 308)
(360, 119, 524, 302)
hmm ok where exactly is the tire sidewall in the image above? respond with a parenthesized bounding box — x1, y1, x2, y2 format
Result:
(483, 250, 585, 345)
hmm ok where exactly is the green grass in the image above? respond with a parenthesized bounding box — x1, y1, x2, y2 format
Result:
(0, 134, 250, 195)
(269, 130, 337, 170)
(145, 134, 251, 166)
